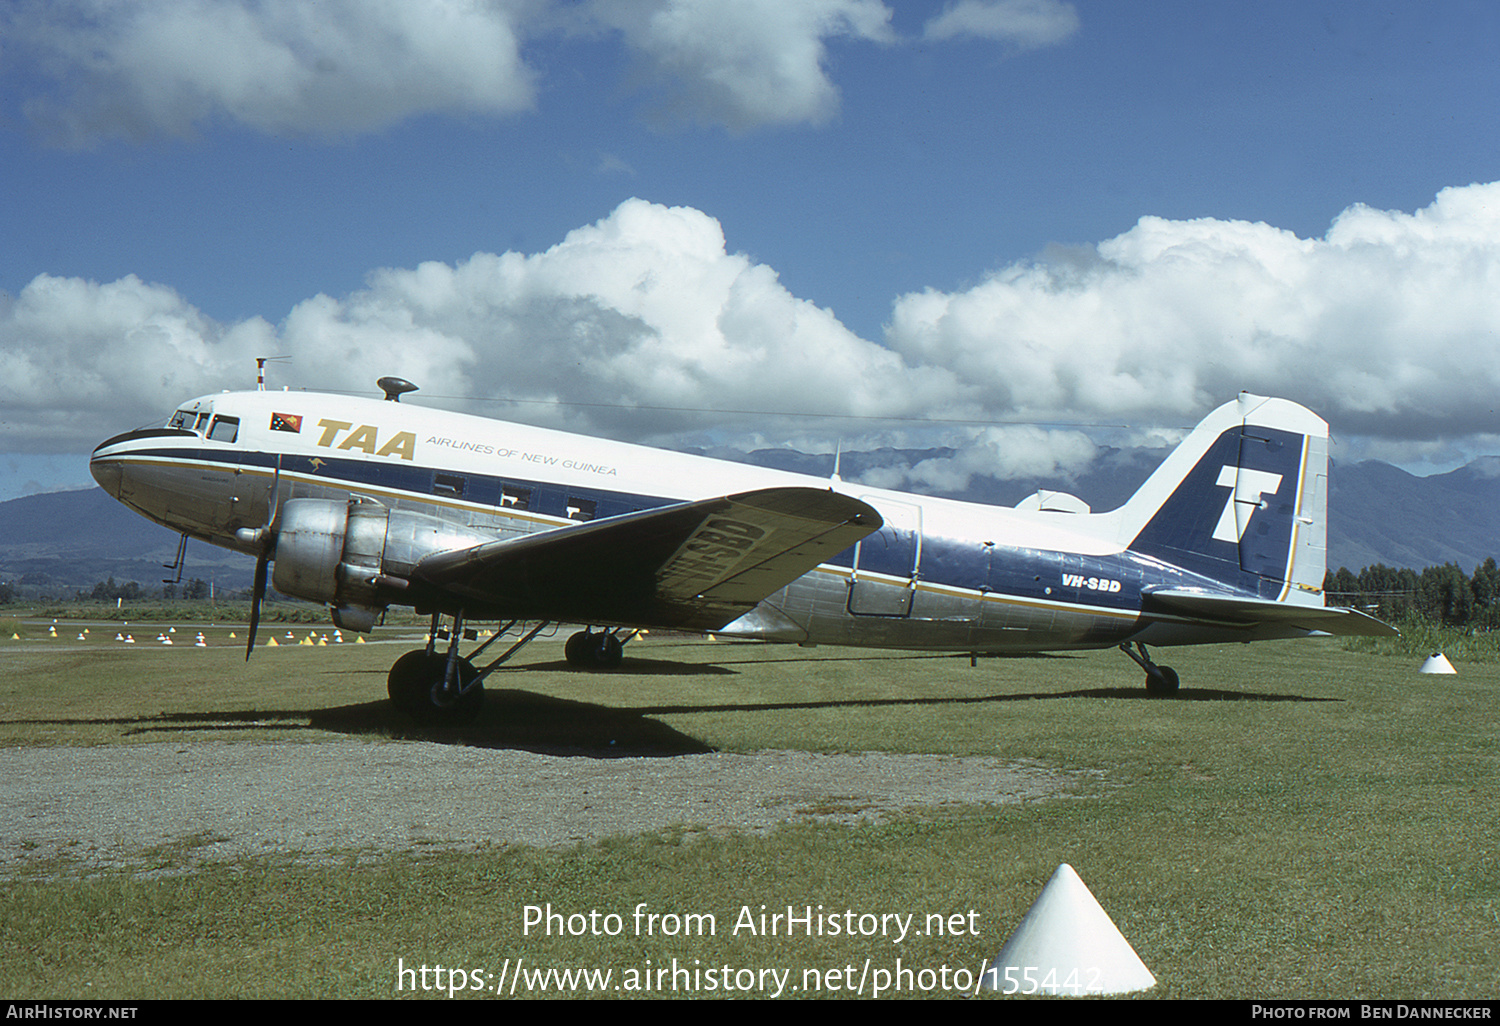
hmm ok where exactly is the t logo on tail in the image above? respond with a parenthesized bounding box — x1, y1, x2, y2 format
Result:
(1212, 466, 1283, 544)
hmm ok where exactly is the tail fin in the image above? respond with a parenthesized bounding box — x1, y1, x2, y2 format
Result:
(1115, 393, 1328, 604)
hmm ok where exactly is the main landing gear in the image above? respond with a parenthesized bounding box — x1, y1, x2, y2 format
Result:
(563, 628, 637, 669)
(1120, 641, 1180, 694)
(387, 614, 552, 723)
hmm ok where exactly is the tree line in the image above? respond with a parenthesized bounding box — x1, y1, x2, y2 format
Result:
(71, 577, 216, 602)
(1325, 559, 1500, 630)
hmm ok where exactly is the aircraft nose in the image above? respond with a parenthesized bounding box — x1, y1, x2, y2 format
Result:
(89, 449, 123, 497)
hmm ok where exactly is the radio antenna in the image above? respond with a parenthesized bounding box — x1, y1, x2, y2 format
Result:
(255, 356, 291, 391)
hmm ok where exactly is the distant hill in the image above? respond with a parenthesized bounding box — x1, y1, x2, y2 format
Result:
(3, 451, 1497, 595)
(1325, 456, 1500, 572)
(0, 488, 256, 594)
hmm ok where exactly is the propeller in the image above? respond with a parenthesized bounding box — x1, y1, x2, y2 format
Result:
(247, 554, 268, 660)
(239, 455, 282, 661)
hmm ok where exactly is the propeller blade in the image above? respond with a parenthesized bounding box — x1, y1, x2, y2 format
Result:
(267, 454, 281, 520)
(247, 555, 267, 661)
(245, 454, 281, 662)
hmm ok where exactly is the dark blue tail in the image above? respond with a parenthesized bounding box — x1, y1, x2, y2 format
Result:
(1118, 394, 1328, 603)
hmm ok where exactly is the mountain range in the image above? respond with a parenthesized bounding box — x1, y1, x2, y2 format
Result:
(2, 449, 1495, 597)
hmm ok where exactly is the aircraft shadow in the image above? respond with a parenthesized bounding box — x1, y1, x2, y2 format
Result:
(7, 696, 714, 758)
(313, 690, 716, 756)
(628, 685, 1337, 717)
(517, 657, 736, 676)
(1041, 687, 1339, 703)
(7, 677, 1335, 757)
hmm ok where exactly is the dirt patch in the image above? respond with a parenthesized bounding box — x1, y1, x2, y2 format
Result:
(0, 741, 1082, 874)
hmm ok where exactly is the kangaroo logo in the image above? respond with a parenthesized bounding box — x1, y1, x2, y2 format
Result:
(1212, 466, 1283, 543)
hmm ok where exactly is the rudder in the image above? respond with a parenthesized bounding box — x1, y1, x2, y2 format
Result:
(1120, 393, 1328, 604)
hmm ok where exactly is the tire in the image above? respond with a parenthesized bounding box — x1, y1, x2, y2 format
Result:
(388, 649, 483, 722)
(1145, 665, 1180, 694)
(565, 630, 592, 667)
(564, 630, 625, 669)
(594, 632, 624, 669)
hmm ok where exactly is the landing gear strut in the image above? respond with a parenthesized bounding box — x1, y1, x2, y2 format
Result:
(387, 614, 552, 723)
(1120, 641, 1180, 694)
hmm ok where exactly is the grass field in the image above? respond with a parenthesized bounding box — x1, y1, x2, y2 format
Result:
(1, 622, 1497, 999)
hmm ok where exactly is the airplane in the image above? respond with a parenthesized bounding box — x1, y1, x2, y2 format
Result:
(89, 377, 1394, 721)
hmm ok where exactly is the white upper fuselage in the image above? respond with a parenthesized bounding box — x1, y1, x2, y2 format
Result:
(139, 387, 1126, 556)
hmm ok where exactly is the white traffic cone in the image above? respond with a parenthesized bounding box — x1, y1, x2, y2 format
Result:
(983, 864, 1156, 996)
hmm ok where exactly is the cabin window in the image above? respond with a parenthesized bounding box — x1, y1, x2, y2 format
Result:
(207, 416, 240, 443)
(434, 472, 466, 497)
(501, 486, 531, 510)
(193, 412, 211, 433)
(566, 497, 597, 522)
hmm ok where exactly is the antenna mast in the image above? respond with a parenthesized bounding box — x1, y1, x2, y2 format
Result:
(255, 356, 290, 391)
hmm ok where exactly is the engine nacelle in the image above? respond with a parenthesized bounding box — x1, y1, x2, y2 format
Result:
(271, 498, 494, 631)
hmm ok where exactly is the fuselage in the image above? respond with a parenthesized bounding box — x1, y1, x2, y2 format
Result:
(89, 387, 1302, 653)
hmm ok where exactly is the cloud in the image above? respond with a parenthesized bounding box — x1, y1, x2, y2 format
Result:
(2, 0, 1077, 142)
(5, 0, 537, 144)
(855, 424, 1097, 493)
(273, 199, 962, 435)
(922, 0, 1080, 48)
(884, 181, 1500, 440)
(9, 187, 1500, 477)
(589, 0, 895, 129)
(0, 274, 273, 449)
(0, 200, 963, 452)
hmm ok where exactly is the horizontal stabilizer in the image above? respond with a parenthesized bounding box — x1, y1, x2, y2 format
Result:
(414, 487, 880, 630)
(1143, 588, 1398, 637)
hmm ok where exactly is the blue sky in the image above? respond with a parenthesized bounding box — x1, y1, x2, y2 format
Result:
(4, 0, 1500, 501)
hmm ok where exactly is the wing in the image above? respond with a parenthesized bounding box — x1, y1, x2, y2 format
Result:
(1143, 587, 1398, 637)
(413, 487, 881, 630)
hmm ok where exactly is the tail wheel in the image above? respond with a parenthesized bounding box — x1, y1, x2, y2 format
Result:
(1122, 642, 1181, 695)
(388, 649, 483, 722)
(1145, 665, 1180, 694)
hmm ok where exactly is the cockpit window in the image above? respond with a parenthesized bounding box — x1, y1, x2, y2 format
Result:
(168, 410, 193, 430)
(208, 416, 240, 443)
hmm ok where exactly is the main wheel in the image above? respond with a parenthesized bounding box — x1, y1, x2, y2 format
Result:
(565, 630, 592, 667)
(565, 630, 625, 669)
(594, 632, 624, 669)
(387, 650, 483, 722)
